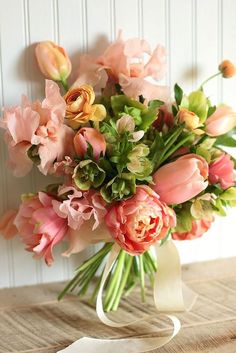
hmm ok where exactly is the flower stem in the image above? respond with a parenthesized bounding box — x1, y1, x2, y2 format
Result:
(61, 78, 69, 92)
(139, 255, 145, 302)
(105, 250, 126, 312)
(199, 72, 221, 90)
(112, 254, 133, 311)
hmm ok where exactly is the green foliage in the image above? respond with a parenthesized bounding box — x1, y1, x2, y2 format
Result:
(174, 83, 183, 106)
(100, 173, 136, 203)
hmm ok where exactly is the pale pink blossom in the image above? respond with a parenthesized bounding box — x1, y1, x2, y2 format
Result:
(116, 115, 144, 142)
(152, 154, 209, 205)
(0, 209, 18, 239)
(1, 80, 75, 176)
(209, 153, 236, 190)
(53, 186, 107, 231)
(105, 185, 176, 255)
(73, 127, 106, 160)
(205, 106, 236, 136)
(172, 217, 214, 240)
(14, 192, 68, 265)
(74, 31, 169, 102)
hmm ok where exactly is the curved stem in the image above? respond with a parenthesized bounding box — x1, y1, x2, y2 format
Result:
(61, 78, 69, 92)
(199, 72, 221, 90)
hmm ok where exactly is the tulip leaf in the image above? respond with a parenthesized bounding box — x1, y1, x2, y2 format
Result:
(214, 133, 236, 147)
(174, 83, 183, 106)
(148, 99, 164, 110)
(207, 105, 216, 118)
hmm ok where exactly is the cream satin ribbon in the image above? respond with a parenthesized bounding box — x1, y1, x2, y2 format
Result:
(58, 240, 197, 353)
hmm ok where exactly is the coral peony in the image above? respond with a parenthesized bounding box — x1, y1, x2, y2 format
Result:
(14, 192, 68, 265)
(105, 185, 176, 255)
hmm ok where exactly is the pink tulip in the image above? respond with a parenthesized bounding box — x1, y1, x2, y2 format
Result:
(0, 209, 18, 239)
(205, 106, 236, 136)
(14, 192, 68, 265)
(172, 218, 214, 240)
(152, 154, 209, 205)
(105, 185, 176, 255)
(35, 41, 71, 81)
(73, 127, 106, 160)
(209, 153, 236, 190)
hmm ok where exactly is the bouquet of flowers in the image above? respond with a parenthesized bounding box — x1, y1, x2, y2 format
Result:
(1, 32, 236, 314)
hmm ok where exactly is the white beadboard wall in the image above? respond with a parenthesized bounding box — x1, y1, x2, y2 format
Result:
(0, 0, 236, 288)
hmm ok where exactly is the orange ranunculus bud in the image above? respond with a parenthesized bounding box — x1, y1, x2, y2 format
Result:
(219, 60, 236, 78)
(64, 85, 106, 129)
(35, 41, 71, 81)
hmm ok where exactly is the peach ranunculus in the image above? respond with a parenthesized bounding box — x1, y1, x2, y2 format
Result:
(0, 209, 18, 239)
(177, 108, 203, 134)
(205, 106, 236, 136)
(64, 85, 106, 129)
(35, 41, 71, 82)
(74, 127, 106, 160)
(14, 192, 68, 265)
(209, 153, 236, 190)
(152, 154, 209, 205)
(172, 218, 214, 240)
(0, 80, 75, 176)
(105, 185, 176, 255)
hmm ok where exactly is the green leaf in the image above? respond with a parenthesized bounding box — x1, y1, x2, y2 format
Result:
(111, 95, 145, 116)
(174, 83, 183, 106)
(220, 187, 236, 201)
(188, 91, 209, 122)
(139, 108, 157, 131)
(215, 133, 236, 147)
(148, 99, 164, 110)
(175, 208, 193, 233)
(172, 104, 178, 117)
(207, 105, 216, 118)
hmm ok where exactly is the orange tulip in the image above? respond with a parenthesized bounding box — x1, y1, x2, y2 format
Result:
(35, 41, 71, 82)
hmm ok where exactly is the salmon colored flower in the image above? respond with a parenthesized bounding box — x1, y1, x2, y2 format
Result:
(105, 185, 176, 255)
(219, 60, 236, 78)
(64, 85, 106, 129)
(209, 153, 236, 190)
(35, 41, 71, 82)
(14, 192, 68, 266)
(205, 106, 236, 136)
(152, 154, 209, 205)
(74, 127, 106, 160)
(1, 80, 74, 176)
(0, 209, 18, 239)
(172, 217, 214, 240)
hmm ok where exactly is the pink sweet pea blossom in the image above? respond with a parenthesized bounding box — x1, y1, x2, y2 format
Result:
(1, 80, 74, 176)
(105, 185, 176, 255)
(74, 31, 169, 102)
(152, 154, 209, 205)
(205, 106, 236, 136)
(172, 218, 214, 240)
(73, 127, 106, 160)
(0, 209, 18, 239)
(14, 192, 68, 265)
(209, 153, 236, 190)
(53, 186, 107, 231)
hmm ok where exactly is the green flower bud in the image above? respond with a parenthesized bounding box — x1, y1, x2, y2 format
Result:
(73, 160, 105, 191)
(127, 144, 152, 179)
(101, 173, 136, 203)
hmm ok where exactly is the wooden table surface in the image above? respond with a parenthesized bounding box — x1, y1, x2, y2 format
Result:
(1, 257, 236, 353)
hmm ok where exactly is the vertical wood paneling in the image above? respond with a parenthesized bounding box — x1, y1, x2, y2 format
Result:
(0, 0, 236, 288)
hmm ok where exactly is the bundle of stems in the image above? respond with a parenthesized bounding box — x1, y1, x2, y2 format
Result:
(58, 243, 157, 312)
